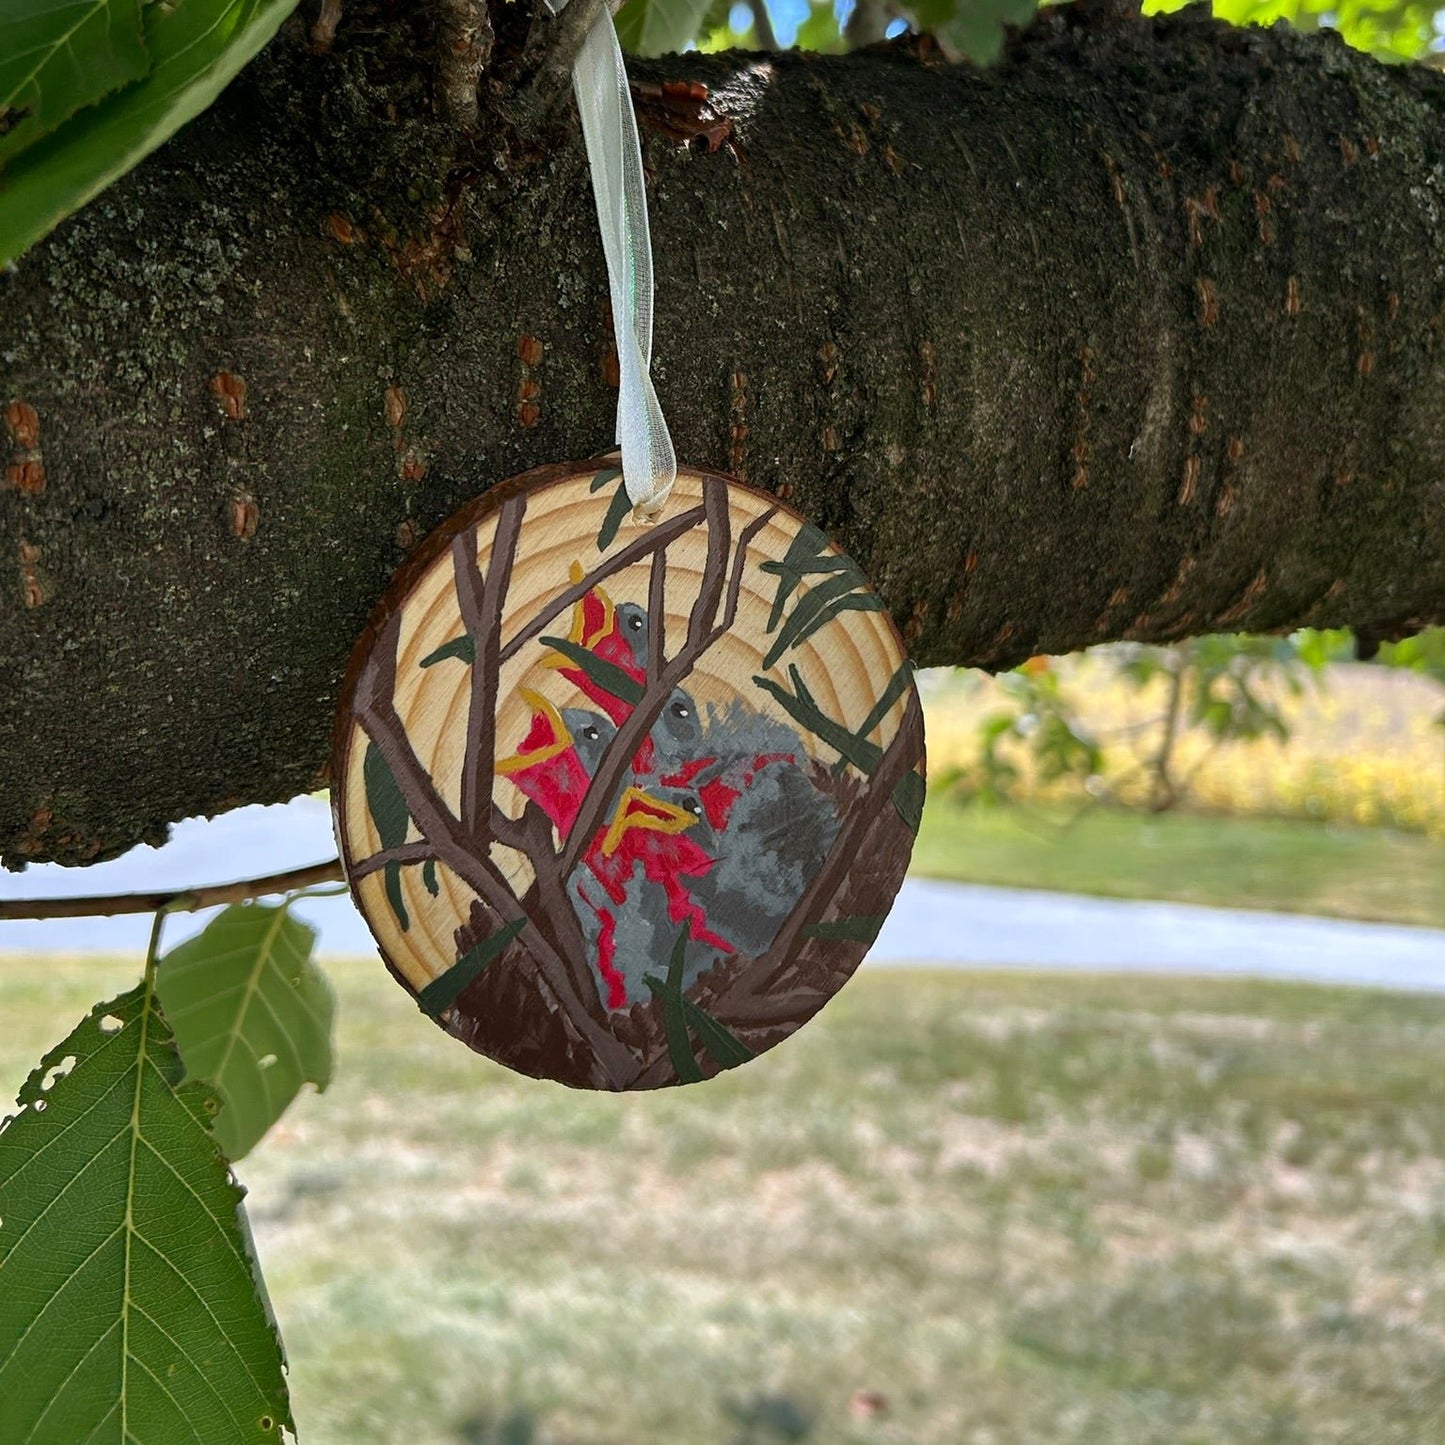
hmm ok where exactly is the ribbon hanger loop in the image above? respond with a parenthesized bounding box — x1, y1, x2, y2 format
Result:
(569, 2, 677, 522)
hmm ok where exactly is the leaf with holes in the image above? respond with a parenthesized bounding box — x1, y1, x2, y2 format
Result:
(0, 0, 300, 268)
(0, 980, 292, 1443)
(155, 903, 334, 1161)
(0, 0, 149, 166)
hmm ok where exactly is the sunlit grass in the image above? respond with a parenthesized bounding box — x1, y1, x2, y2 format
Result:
(6, 957, 1445, 1444)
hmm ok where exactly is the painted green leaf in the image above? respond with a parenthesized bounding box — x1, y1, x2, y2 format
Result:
(892, 769, 926, 834)
(418, 917, 527, 1017)
(0, 980, 292, 1443)
(615, 0, 715, 56)
(541, 635, 645, 706)
(155, 903, 335, 1160)
(857, 662, 916, 740)
(363, 740, 409, 848)
(596, 477, 632, 551)
(0, 0, 149, 167)
(803, 914, 885, 943)
(754, 668, 884, 774)
(644, 924, 702, 1083)
(420, 634, 476, 668)
(761, 521, 843, 632)
(0, 0, 301, 269)
(364, 741, 414, 931)
(422, 858, 440, 897)
(761, 569, 879, 669)
(589, 465, 623, 493)
(681, 998, 754, 1070)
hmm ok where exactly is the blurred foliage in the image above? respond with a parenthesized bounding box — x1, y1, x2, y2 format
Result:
(933, 629, 1445, 833)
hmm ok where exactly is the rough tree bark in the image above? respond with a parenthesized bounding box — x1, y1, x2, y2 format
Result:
(1, 3, 1443, 867)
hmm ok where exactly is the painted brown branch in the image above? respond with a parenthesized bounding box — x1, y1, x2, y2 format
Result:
(647, 546, 667, 678)
(348, 839, 437, 880)
(556, 499, 736, 877)
(0, 860, 344, 921)
(719, 509, 778, 637)
(353, 614, 639, 1083)
(746, 689, 924, 996)
(498, 503, 706, 666)
(687, 476, 731, 650)
(456, 495, 523, 835)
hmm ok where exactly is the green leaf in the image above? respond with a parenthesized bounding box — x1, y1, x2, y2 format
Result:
(363, 740, 410, 849)
(803, 914, 885, 943)
(891, 769, 926, 834)
(420, 634, 476, 668)
(596, 477, 632, 551)
(0, 980, 292, 1443)
(384, 860, 410, 933)
(761, 569, 882, 669)
(754, 668, 884, 774)
(422, 858, 440, 897)
(0, 0, 149, 166)
(418, 917, 527, 1016)
(644, 924, 703, 1084)
(0, 0, 301, 269)
(589, 465, 623, 493)
(540, 635, 645, 706)
(155, 903, 335, 1161)
(681, 998, 754, 1070)
(857, 661, 916, 740)
(615, 0, 715, 55)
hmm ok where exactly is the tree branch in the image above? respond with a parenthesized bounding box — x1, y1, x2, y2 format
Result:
(2, 10, 1443, 865)
(0, 860, 344, 920)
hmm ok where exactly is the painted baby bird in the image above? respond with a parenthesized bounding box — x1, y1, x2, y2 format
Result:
(507, 584, 841, 1013)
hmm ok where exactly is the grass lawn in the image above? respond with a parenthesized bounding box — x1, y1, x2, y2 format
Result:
(913, 800, 1445, 929)
(6, 955, 1445, 1444)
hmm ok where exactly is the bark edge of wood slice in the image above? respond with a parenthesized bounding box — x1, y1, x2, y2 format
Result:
(331, 459, 926, 1090)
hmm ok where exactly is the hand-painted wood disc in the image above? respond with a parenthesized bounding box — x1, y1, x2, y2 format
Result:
(331, 459, 925, 1090)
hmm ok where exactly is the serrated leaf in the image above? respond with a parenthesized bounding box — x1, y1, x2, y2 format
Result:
(418, 917, 527, 1017)
(420, 634, 476, 668)
(155, 903, 334, 1161)
(541, 634, 645, 706)
(0, 0, 149, 166)
(0, 980, 292, 1443)
(615, 0, 715, 55)
(0, 0, 301, 269)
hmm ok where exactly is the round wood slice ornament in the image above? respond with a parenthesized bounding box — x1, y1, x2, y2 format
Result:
(331, 460, 925, 1090)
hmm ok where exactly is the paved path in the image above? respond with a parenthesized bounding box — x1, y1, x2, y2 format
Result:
(2, 797, 1441, 992)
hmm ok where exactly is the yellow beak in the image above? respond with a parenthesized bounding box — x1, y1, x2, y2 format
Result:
(599, 786, 698, 856)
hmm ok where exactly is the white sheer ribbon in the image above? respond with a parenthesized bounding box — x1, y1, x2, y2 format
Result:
(570, 4, 677, 521)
